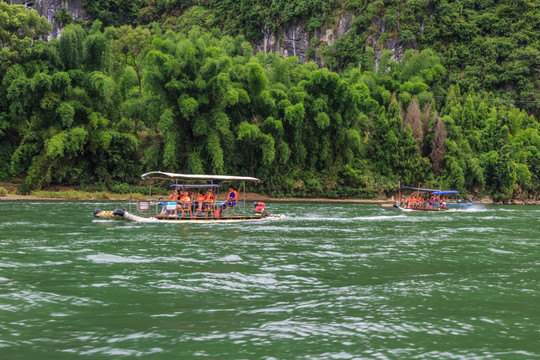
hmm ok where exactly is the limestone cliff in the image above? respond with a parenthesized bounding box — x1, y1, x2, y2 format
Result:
(4, 1, 407, 67)
(3, 0, 87, 39)
(256, 12, 407, 68)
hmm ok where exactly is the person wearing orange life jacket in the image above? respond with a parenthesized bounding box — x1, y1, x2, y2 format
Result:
(203, 189, 215, 209)
(195, 191, 206, 212)
(227, 186, 238, 207)
(163, 190, 178, 215)
(178, 190, 191, 209)
(169, 190, 178, 201)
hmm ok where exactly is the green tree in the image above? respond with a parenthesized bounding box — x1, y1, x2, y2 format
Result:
(0, 3, 51, 54)
(59, 24, 85, 70)
(111, 25, 151, 132)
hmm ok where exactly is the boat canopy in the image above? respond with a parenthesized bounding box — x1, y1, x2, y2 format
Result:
(397, 186, 441, 192)
(433, 190, 460, 195)
(170, 184, 221, 188)
(142, 171, 260, 182)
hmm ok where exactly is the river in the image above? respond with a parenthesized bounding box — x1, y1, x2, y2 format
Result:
(0, 201, 539, 359)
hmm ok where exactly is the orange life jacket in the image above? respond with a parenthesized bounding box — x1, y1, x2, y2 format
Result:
(197, 195, 205, 203)
(228, 190, 238, 201)
(205, 193, 215, 202)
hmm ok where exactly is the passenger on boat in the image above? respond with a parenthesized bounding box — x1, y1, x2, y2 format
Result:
(204, 189, 215, 208)
(161, 190, 178, 215)
(179, 190, 192, 209)
(202, 189, 216, 216)
(196, 191, 205, 212)
(227, 186, 238, 207)
(405, 195, 412, 207)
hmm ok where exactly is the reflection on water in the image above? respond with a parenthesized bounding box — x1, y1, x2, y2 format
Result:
(0, 201, 539, 359)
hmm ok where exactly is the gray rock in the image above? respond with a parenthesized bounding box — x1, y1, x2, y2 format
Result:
(257, 23, 309, 62)
(256, 12, 412, 69)
(256, 13, 355, 66)
(3, 0, 88, 39)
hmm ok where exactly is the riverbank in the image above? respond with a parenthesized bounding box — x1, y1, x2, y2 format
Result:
(0, 187, 538, 205)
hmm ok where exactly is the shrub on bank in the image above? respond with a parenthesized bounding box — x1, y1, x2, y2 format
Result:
(0, 186, 8, 197)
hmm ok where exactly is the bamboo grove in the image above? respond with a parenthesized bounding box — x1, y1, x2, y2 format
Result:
(0, 4, 538, 200)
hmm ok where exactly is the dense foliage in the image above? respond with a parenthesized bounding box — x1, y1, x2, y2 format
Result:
(0, 4, 538, 201)
(82, 0, 540, 116)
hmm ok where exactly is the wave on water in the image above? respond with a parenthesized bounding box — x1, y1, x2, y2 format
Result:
(488, 248, 516, 255)
(448, 227, 500, 233)
(475, 216, 514, 220)
(84, 253, 219, 264)
(85, 254, 154, 264)
(217, 254, 243, 262)
(457, 206, 490, 212)
(254, 224, 366, 233)
(288, 214, 407, 222)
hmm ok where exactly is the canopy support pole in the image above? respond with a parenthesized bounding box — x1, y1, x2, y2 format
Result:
(243, 181, 246, 214)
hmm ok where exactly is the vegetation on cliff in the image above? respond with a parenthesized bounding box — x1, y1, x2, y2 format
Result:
(83, 0, 540, 116)
(0, 3, 538, 201)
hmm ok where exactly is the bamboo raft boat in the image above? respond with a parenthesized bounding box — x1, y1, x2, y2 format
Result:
(93, 171, 285, 223)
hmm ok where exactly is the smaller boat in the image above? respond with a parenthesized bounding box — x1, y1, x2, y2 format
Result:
(429, 190, 474, 208)
(381, 186, 473, 213)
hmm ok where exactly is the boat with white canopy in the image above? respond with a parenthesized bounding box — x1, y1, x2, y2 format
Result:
(93, 171, 285, 223)
(380, 186, 474, 212)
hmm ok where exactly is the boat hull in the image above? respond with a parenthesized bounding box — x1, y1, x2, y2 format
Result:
(379, 203, 448, 213)
(93, 209, 285, 223)
(439, 202, 474, 208)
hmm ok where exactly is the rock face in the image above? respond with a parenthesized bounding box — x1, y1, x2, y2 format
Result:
(3, 0, 88, 39)
(256, 12, 407, 68)
(257, 24, 310, 63)
(255, 14, 355, 65)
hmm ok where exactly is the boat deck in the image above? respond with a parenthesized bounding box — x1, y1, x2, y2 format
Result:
(154, 214, 266, 221)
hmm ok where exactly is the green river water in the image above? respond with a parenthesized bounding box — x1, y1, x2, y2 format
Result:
(0, 201, 539, 359)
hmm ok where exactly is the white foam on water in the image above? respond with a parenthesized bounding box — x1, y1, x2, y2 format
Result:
(488, 248, 515, 254)
(50, 312, 69, 317)
(107, 332, 165, 343)
(458, 205, 491, 212)
(455, 227, 499, 233)
(85, 254, 153, 264)
(218, 254, 243, 262)
(476, 216, 513, 220)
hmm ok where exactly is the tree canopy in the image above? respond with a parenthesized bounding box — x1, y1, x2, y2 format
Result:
(0, 3, 538, 202)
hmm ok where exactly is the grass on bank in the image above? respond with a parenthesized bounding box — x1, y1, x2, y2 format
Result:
(29, 190, 150, 200)
(0, 182, 166, 200)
